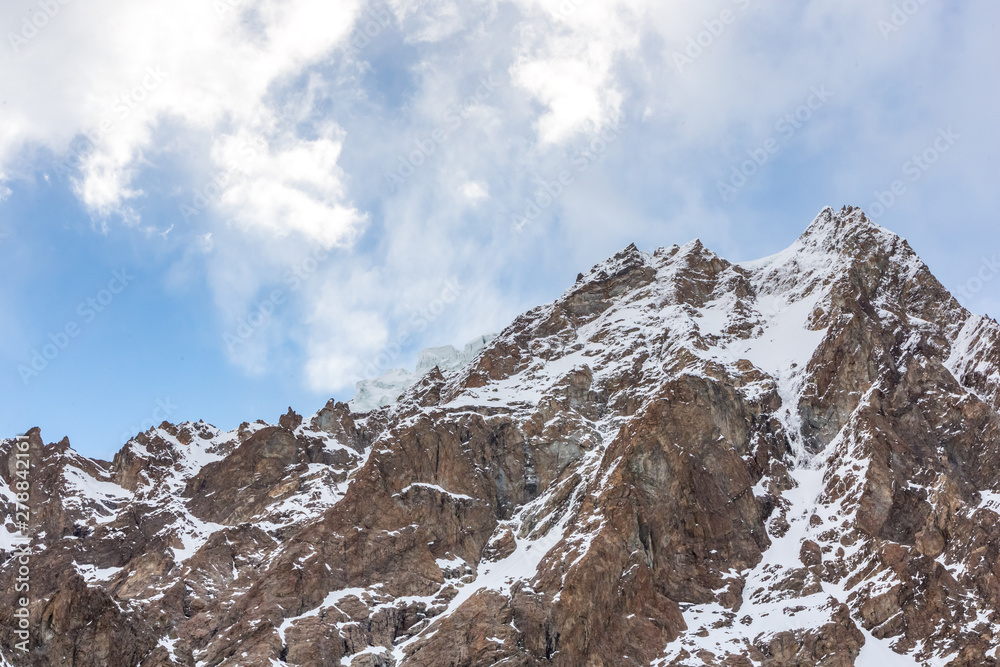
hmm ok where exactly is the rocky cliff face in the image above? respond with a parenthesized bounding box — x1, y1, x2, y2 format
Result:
(2, 206, 999, 666)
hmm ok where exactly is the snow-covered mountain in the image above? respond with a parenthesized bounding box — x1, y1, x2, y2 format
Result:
(2, 206, 1000, 666)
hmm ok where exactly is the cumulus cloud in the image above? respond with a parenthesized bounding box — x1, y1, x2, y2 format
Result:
(509, 0, 643, 144)
(212, 128, 366, 247)
(0, 0, 366, 243)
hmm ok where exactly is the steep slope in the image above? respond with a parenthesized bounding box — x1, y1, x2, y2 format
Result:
(2, 206, 999, 667)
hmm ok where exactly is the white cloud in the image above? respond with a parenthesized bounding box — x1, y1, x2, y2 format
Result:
(197, 233, 214, 253)
(213, 129, 366, 248)
(0, 0, 366, 243)
(390, 0, 467, 43)
(461, 180, 489, 203)
(509, 0, 647, 144)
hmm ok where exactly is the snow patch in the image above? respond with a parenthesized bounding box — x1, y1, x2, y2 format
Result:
(350, 334, 496, 412)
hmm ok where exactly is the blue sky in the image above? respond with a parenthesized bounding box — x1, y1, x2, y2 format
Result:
(1, 0, 998, 459)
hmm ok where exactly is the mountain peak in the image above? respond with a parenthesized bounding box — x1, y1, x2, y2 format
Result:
(796, 204, 897, 254)
(4, 208, 1000, 667)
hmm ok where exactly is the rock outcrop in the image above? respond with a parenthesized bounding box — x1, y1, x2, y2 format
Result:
(2, 206, 999, 666)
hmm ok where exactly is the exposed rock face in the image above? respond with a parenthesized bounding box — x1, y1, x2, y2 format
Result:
(2, 206, 999, 666)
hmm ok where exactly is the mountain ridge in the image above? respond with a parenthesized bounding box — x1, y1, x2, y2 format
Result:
(2, 205, 1000, 666)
